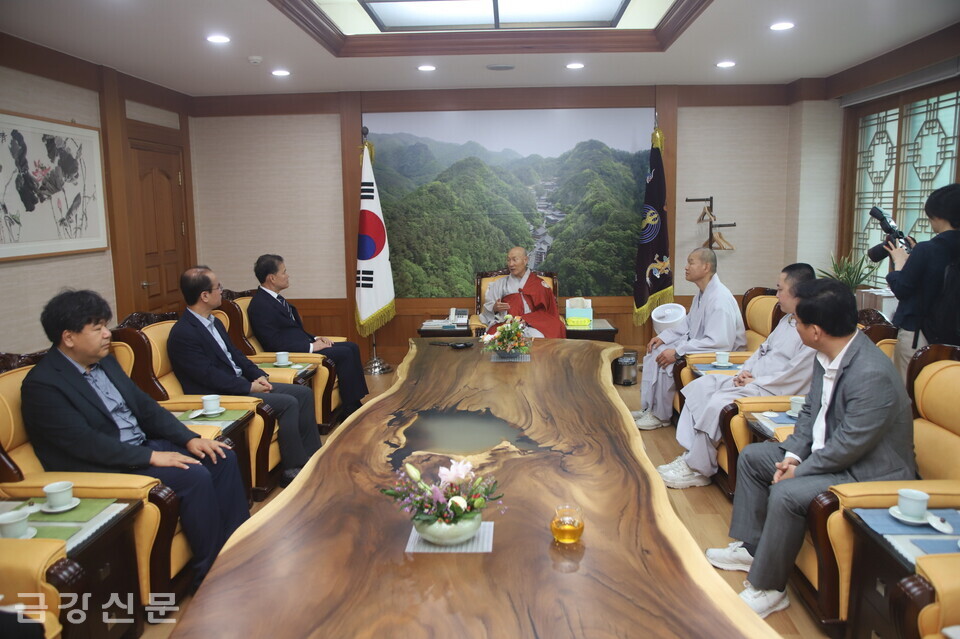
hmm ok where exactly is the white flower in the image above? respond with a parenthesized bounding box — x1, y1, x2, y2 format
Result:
(482, 334, 494, 343)
(438, 459, 474, 486)
(449, 496, 468, 513)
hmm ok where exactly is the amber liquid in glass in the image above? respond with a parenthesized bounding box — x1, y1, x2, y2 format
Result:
(551, 516, 584, 544)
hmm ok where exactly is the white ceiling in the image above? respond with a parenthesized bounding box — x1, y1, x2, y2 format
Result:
(1, 0, 959, 97)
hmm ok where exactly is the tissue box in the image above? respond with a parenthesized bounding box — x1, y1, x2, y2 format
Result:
(565, 298, 593, 326)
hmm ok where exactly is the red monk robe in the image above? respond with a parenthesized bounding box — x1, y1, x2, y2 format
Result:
(486, 276, 566, 338)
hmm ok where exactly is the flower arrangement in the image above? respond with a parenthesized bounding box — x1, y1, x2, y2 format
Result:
(481, 314, 530, 353)
(381, 459, 504, 526)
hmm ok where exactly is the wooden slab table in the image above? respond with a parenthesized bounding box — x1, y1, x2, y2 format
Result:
(173, 339, 777, 639)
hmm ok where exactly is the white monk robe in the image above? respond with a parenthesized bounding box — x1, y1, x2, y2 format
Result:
(640, 275, 745, 422)
(480, 270, 545, 338)
(676, 313, 815, 476)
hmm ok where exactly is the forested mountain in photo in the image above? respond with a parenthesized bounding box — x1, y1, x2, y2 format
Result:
(369, 132, 649, 298)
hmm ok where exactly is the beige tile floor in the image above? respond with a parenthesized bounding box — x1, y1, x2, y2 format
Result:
(142, 364, 826, 639)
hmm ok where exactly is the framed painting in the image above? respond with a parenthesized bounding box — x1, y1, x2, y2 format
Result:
(0, 110, 108, 261)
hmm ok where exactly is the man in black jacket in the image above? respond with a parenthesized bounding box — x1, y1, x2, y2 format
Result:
(22, 290, 249, 585)
(167, 266, 320, 486)
(248, 254, 368, 415)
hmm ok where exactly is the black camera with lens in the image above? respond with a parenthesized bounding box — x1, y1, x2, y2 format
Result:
(866, 206, 912, 262)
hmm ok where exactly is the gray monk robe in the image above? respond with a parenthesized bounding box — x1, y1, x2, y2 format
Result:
(676, 313, 815, 477)
(640, 275, 746, 422)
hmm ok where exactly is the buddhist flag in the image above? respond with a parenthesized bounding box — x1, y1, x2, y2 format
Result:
(355, 142, 396, 336)
(633, 126, 673, 325)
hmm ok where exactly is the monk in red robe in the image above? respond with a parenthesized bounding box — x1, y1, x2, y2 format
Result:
(479, 247, 566, 339)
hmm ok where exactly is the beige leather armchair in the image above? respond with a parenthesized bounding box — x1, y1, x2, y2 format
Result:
(0, 538, 83, 638)
(0, 355, 182, 606)
(111, 315, 277, 501)
(792, 344, 960, 635)
(468, 268, 559, 337)
(219, 290, 340, 427)
(892, 553, 960, 639)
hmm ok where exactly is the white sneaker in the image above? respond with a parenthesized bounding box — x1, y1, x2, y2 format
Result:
(630, 409, 648, 419)
(635, 411, 670, 430)
(656, 455, 686, 472)
(659, 460, 712, 489)
(705, 541, 754, 572)
(739, 581, 789, 618)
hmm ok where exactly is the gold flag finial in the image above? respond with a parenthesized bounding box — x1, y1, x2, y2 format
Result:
(651, 127, 664, 151)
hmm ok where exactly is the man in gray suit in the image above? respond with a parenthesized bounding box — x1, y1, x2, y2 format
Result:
(704, 278, 915, 618)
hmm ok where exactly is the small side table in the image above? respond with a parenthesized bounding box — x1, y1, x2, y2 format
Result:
(744, 411, 795, 443)
(845, 508, 917, 639)
(176, 409, 254, 503)
(417, 323, 473, 338)
(564, 319, 618, 342)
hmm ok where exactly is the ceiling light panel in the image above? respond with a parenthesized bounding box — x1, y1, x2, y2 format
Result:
(498, 0, 627, 28)
(364, 1, 494, 31)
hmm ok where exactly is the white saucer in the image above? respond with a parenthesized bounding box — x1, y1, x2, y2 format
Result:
(202, 406, 226, 417)
(785, 410, 800, 418)
(291, 364, 304, 369)
(19, 527, 37, 539)
(761, 411, 779, 418)
(888, 505, 928, 526)
(41, 497, 81, 514)
(711, 361, 734, 367)
(273, 362, 292, 367)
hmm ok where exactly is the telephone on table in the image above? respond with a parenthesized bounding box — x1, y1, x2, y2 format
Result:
(448, 308, 469, 325)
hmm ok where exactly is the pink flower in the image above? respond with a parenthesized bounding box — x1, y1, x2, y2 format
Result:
(438, 459, 474, 487)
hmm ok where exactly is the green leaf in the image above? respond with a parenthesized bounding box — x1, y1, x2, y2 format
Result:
(381, 489, 399, 497)
(412, 512, 438, 524)
(472, 497, 486, 509)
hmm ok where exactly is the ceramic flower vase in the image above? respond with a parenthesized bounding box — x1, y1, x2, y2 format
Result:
(414, 514, 482, 545)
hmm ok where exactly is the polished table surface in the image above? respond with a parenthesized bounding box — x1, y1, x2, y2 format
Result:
(173, 338, 777, 639)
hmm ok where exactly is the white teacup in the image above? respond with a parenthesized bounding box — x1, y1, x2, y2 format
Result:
(715, 351, 730, 366)
(202, 394, 221, 414)
(0, 510, 29, 538)
(275, 351, 290, 366)
(898, 488, 929, 520)
(789, 396, 805, 415)
(43, 480, 74, 510)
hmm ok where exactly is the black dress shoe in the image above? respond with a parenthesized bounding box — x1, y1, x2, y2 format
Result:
(279, 467, 301, 488)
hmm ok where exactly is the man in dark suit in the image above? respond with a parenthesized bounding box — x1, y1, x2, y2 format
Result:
(704, 278, 915, 618)
(167, 266, 320, 487)
(21, 290, 249, 586)
(248, 254, 368, 416)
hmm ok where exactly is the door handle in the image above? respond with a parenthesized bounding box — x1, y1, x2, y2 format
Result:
(140, 281, 158, 289)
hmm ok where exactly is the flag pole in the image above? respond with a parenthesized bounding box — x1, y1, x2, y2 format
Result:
(357, 125, 395, 375)
(363, 330, 392, 375)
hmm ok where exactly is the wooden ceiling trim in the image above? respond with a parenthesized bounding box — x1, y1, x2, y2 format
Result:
(118, 73, 191, 115)
(824, 22, 960, 99)
(266, 0, 710, 58)
(677, 84, 789, 107)
(360, 86, 657, 113)
(189, 92, 341, 117)
(655, 0, 714, 50)
(267, 0, 346, 56)
(0, 32, 100, 91)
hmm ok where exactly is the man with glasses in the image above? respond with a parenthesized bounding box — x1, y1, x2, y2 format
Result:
(168, 266, 321, 487)
(704, 278, 914, 619)
(658, 263, 817, 489)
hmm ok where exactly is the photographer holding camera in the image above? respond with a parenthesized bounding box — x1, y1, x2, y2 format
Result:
(884, 183, 960, 380)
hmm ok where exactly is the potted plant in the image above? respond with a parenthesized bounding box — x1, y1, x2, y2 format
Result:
(817, 253, 879, 291)
(381, 459, 505, 545)
(480, 315, 531, 359)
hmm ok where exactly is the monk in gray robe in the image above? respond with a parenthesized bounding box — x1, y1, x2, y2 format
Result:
(634, 248, 745, 430)
(659, 263, 817, 489)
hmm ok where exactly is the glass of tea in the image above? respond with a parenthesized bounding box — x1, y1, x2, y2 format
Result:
(550, 503, 584, 544)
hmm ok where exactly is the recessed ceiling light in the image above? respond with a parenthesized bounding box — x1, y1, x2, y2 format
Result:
(206, 34, 230, 44)
(272, 69, 290, 77)
(566, 62, 585, 70)
(770, 22, 794, 31)
(716, 60, 736, 69)
(418, 65, 436, 72)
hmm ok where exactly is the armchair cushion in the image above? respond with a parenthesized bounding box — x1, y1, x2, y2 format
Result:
(830, 480, 960, 509)
(916, 554, 960, 635)
(0, 538, 67, 637)
(744, 295, 779, 351)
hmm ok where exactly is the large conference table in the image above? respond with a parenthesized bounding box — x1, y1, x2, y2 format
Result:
(172, 338, 778, 638)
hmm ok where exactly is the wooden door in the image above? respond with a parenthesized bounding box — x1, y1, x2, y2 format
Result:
(129, 143, 189, 313)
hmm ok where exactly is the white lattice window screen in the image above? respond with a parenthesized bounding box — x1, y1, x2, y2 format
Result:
(852, 90, 960, 287)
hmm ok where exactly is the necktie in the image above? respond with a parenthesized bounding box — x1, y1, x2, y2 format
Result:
(277, 295, 295, 321)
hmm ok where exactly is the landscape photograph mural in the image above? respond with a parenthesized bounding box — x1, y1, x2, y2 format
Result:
(362, 108, 656, 298)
